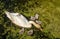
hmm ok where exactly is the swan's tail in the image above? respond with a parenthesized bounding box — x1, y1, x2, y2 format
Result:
(5, 11, 15, 22)
(29, 21, 42, 31)
(5, 11, 12, 20)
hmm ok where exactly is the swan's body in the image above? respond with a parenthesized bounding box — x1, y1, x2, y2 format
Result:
(5, 11, 42, 30)
(5, 11, 32, 28)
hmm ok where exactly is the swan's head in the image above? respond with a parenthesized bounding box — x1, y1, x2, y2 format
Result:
(29, 21, 42, 31)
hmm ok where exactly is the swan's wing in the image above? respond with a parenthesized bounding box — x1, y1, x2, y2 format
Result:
(15, 14, 31, 27)
(20, 15, 29, 23)
(11, 14, 31, 28)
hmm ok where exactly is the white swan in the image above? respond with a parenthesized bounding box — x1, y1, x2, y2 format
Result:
(5, 11, 42, 31)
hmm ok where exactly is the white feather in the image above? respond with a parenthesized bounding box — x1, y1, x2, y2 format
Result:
(5, 11, 32, 28)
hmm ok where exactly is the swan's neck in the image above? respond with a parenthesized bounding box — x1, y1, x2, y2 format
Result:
(29, 21, 42, 31)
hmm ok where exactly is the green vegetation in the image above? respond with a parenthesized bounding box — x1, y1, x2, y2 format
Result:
(0, 0, 60, 39)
